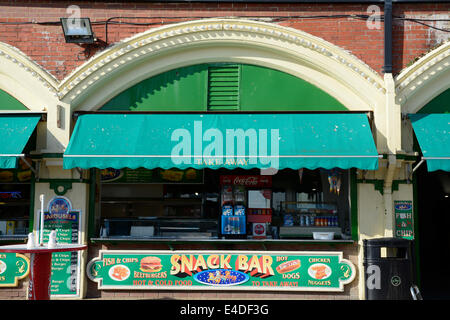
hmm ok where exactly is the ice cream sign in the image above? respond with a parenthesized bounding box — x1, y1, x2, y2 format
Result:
(87, 250, 356, 292)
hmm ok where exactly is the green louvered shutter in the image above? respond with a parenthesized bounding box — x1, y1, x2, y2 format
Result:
(207, 65, 240, 110)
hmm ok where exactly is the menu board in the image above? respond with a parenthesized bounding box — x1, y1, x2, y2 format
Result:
(42, 196, 82, 297)
(87, 250, 356, 292)
(394, 201, 414, 240)
(100, 168, 203, 184)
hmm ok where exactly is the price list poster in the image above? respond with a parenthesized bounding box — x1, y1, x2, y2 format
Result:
(42, 196, 82, 298)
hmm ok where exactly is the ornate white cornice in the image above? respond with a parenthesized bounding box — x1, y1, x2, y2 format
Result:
(0, 42, 59, 98)
(58, 18, 385, 103)
(1, 19, 386, 108)
(395, 41, 450, 107)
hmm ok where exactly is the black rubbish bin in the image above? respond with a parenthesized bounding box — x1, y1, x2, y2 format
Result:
(363, 237, 415, 300)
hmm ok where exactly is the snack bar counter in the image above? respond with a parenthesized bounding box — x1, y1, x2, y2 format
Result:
(100, 218, 218, 239)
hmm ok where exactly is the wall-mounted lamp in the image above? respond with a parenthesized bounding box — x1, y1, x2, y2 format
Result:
(60, 17, 95, 44)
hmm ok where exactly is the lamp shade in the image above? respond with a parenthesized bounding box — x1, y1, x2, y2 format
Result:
(60, 17, 94, 43)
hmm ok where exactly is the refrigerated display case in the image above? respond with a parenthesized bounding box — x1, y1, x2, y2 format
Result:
(220, 184, 246, 238)
(279, 201, 342, 239)
(219, 175, 273, 239)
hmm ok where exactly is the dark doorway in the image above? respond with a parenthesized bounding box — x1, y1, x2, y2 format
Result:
(416, 163, 450, 299)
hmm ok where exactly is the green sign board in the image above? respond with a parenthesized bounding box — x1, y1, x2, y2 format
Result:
(43, 196, 82, 298)
(0, 253, 29, 287)
(394, 200, 414, 240)
(100, 168, 203, 184)
(87, 250, 356, 292)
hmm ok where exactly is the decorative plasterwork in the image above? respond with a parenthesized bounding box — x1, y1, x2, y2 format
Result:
(0, 19, 386, 110)
(0, 42, 59, 107)
(396, 41, 450, 113)
(58, 19, 385, 109)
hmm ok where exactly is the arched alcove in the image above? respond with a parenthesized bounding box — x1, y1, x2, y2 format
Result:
(60, 19, 385, 113)
(100, 63, 348, 112)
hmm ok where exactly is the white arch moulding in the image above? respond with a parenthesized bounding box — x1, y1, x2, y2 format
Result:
(0, 42, 59, 111)
(396, 41, 450, 114)
(60, 19, 386, 112)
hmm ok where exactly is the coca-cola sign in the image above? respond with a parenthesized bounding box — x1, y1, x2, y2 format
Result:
(219, 175, 272, 187)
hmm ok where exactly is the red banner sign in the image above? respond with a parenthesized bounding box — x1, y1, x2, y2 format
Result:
(219, 175, 272, 187)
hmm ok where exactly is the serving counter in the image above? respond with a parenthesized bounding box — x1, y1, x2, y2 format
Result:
(101, 218, 218, 239)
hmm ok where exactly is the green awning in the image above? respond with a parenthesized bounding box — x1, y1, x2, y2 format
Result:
(63, 113, 380, 170)
(409, 113, 450, 172)
(0, 115, 40, 169)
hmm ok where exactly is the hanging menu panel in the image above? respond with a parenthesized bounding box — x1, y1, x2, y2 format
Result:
(42, 196, 82, 298)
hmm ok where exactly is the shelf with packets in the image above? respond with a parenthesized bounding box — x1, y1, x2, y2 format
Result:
(246, 208, 272, 223)
(279, 201, 341, 239)
(280, 201, 338, 224)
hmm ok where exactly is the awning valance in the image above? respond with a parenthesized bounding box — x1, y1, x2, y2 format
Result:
(0, 115, 40, 169)
(63, 113, 380, 170)
(409, 113, 450, 172)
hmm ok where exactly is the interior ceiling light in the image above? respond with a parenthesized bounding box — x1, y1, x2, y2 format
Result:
(60, 17, 95, 44)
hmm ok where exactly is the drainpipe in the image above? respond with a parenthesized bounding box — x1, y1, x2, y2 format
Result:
(382, 0, 399, 237)
(382, 0, 393, 74)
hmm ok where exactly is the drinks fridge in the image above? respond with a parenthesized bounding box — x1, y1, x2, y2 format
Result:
(219, 175, 272, 239)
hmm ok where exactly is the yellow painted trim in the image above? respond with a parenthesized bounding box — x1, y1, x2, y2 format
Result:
(15, 253, 30, 280)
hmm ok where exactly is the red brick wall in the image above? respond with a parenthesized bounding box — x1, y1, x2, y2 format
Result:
(0, 1, 449, 80)
(0, 283, 28, 300)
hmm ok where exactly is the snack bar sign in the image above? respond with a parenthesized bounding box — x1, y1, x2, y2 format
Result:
(87, 250, 356, 292)
(0, 253, 29, 287)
